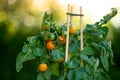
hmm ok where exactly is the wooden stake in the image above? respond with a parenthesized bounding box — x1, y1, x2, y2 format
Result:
(70, 6, 73, 26)
(65, 4, 71, 62)
(80, 7, 83, 50)
(80, 7, 84, 66)
(68, 5, 73, 61)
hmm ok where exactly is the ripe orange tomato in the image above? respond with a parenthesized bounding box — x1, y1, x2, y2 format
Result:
(46, 41, 55, 50)
(69, 26, 77, 34)
(38, 63, 48, 72)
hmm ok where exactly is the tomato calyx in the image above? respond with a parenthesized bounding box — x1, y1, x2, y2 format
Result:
(57, 36, 66, 45)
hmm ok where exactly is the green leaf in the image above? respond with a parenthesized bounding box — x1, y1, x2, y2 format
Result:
(22, 43, 30, 53)
(100, 14, 111, 25)
(80, 54, 94, 66)
(110, 8, 118, 17)
(16, 36, 45, 72)
(99, 27, 108, 38)
(83, 24, 95, 33)
(33, 47, 45, 57)
(81, 46, 95, 55)
(102, 72, 111, 80)
(79, 54, 89, 62)
(64, 57, 79, 69)
(94, 59, 99, 71)
(16, 50, 35, 72)
(85, 64, 93, 75)
(51, 47, 64, 61)
(94, 68, 111, 80)
(97, 8, 117, 26)
(67, 68, 89, 80)
(108, 41, 114, 65)
(37, 72, 44, 80)
(69, 42, 80, 53)
(100, 47, 109, 71)
(94, 71, 105, 80)
(67, 69, 76, 80)
(27, 36, 40, 47)
(90, 27, 108, 40)
(69, 40, 80, 54)
(50, 63, 59, 77)
(43, 67, 52, 80)
(69, 40, 80, 58)
(101, 41, 114, 64)
(91, 42, 102, 51)
(42, 12, 55, 29)
(59, 75, 65, 80)
(101, 41, 111, 51)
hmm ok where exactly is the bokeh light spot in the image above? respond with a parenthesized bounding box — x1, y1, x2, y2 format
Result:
(24, 15, 35, 27)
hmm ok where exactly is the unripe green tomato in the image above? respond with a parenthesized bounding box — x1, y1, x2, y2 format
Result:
(42, 24, 50, 29)
(48, 33, 55, 40)
(62, 31, 66, 37)
(98, 34, 103, 39)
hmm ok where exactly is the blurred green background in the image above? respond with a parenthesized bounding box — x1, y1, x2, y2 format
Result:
(0, 0, 120, 80)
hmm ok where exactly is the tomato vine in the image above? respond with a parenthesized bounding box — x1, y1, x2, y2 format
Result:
(16, 8, 117, 80)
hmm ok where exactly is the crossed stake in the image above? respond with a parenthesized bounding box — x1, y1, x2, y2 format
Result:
(65, 4, 84, 62)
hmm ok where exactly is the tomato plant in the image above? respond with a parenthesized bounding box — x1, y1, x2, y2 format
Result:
(16, 8, 117, 80)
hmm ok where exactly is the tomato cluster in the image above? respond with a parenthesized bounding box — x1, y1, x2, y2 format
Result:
(38, 13, 79, 72)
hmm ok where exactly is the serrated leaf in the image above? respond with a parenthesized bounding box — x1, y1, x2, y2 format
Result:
(108, 41, 114, 65)
(100, 47, 109, 71)
(101, 72, 111, 80)
(67, 68, 89, 80)
(43, 67, 52, 80)
(22, 43, 30, 53)
(16, 50, 35, 72)
(100, 27, 108, 38)
(37, 72, 44, 80)
(80, 54, 94, 66)
(94, 59, 99, 71)
(110, 8, 118, 17)
(94, 71, 105, 80)
(81, 46, 95, 55)
(69, 40, 80, 54)
(64, 58, 79, 69)
(98, 8, 117, 26)
(101, 41, 110, 51)
(27, 36, 40, 47)
(85, 64, 93, 75)
(83, 24, 94, 33)
(67, 69, 76, 80)
(33, 47, 45, 57)
(91, 42, 102, 51)
(16, 36, 45, 72)
(51, 47, 64, 61)
(101, 41, 114, 65)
